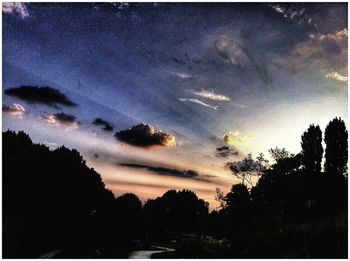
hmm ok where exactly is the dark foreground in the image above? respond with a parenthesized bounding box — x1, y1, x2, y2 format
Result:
(3, 118, 348, 258)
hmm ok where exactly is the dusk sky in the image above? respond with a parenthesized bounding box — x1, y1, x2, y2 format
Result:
(3, 2, 348, 208)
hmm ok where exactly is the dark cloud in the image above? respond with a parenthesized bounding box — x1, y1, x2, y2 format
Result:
(93, 118, 114, 131)
(42, 112, 79, 131)
(5, 86, 76, 107)
(216, 146, 239, 158)
(119, 163, 211, 182)
(115, 123, 175, 148)
(53, 113, 77, 123)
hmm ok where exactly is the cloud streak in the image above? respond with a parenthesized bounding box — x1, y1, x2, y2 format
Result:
(325, 71, 348, 83)
(178, 98, 218, 110)
(192, 89, 230, 101)
(119, 163, 210, 182)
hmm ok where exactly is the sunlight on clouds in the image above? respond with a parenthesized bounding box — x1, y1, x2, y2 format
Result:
(2, 103, 26, 119)
(2, 2, 29, 18)
(274, 28, 348, 76)
(325, 71, 348, 83)
(223, 130, 253, 145)
(192, 89, 230, 101)
(41, 113, 79, 132)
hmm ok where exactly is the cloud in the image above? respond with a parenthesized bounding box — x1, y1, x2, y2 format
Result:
(274, 28, 347, 77)
(115, 123, 175, 148)
(223, 130, 252, 145)
(178, 98, 218, 110)
(192, 89, 230, 101)
(5, 86, 76, 107)
(215, 35, 271, 85)
(270, 4, 305, 21)
(2, 103, 26, 118)
(41, 112, 79, 131)
(119, 163, 210, 182)
(325, 70, 348, 83)
(2, 2, 29, 18)
(113, 2, 130, 10)
(174, 72, 192, 79)
(93, 118, 114, 131)
(216, 146, 239, 158)
(215, 36, 245, 66)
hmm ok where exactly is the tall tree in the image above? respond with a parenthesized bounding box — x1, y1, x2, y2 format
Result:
(324, 117, 348, 176)
(301, 124, 323, 174)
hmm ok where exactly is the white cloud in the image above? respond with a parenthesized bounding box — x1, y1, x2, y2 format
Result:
(178, 98, 218, 110)
(192, 89, 230, 101)
(271, 4, 305, 20)
(2, 103, 26, 119)
(176, 72, 192, 79)
(325, 71, 348, 83)
(2, 2, 29, 18)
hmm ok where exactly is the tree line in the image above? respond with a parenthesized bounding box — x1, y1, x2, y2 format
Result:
(2, 117, 348, 258)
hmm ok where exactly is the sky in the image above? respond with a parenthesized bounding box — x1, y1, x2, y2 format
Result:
(2, 2, 348, 209)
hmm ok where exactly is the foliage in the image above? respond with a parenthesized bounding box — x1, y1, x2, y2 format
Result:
(2, 117, 348, 258)
(301, 124, 323, 174)
(324, 117, 348, 176)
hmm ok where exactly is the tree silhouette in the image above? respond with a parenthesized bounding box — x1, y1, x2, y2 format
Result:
(225, 184, 251, 209)
(301, 124, 323, 174)
(3, 119, 348, 259)
(226, 153, 264, 187)
(3, 130, 117, 258)
(268, 147, 294, 163)
(214, 187, 226, 209)
(144, 189, 208, 236)
(324, 117, 348, 177)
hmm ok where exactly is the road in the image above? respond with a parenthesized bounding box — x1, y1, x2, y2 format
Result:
(128, 246, 174, 259)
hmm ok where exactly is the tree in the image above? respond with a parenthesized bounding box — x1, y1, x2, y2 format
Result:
(226, 153, 268, 187)
(2, 130, 117, 258)
(144, 189, 208, 235)
(256, 153, 269, 174)
(269, 147, 294, 163)
(225, 184, 251, 209)
(324, 117, 348, 177)
(301, 124, 323, 174)
(115, 193, 142, 216)
(215, 187, 226, 209)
